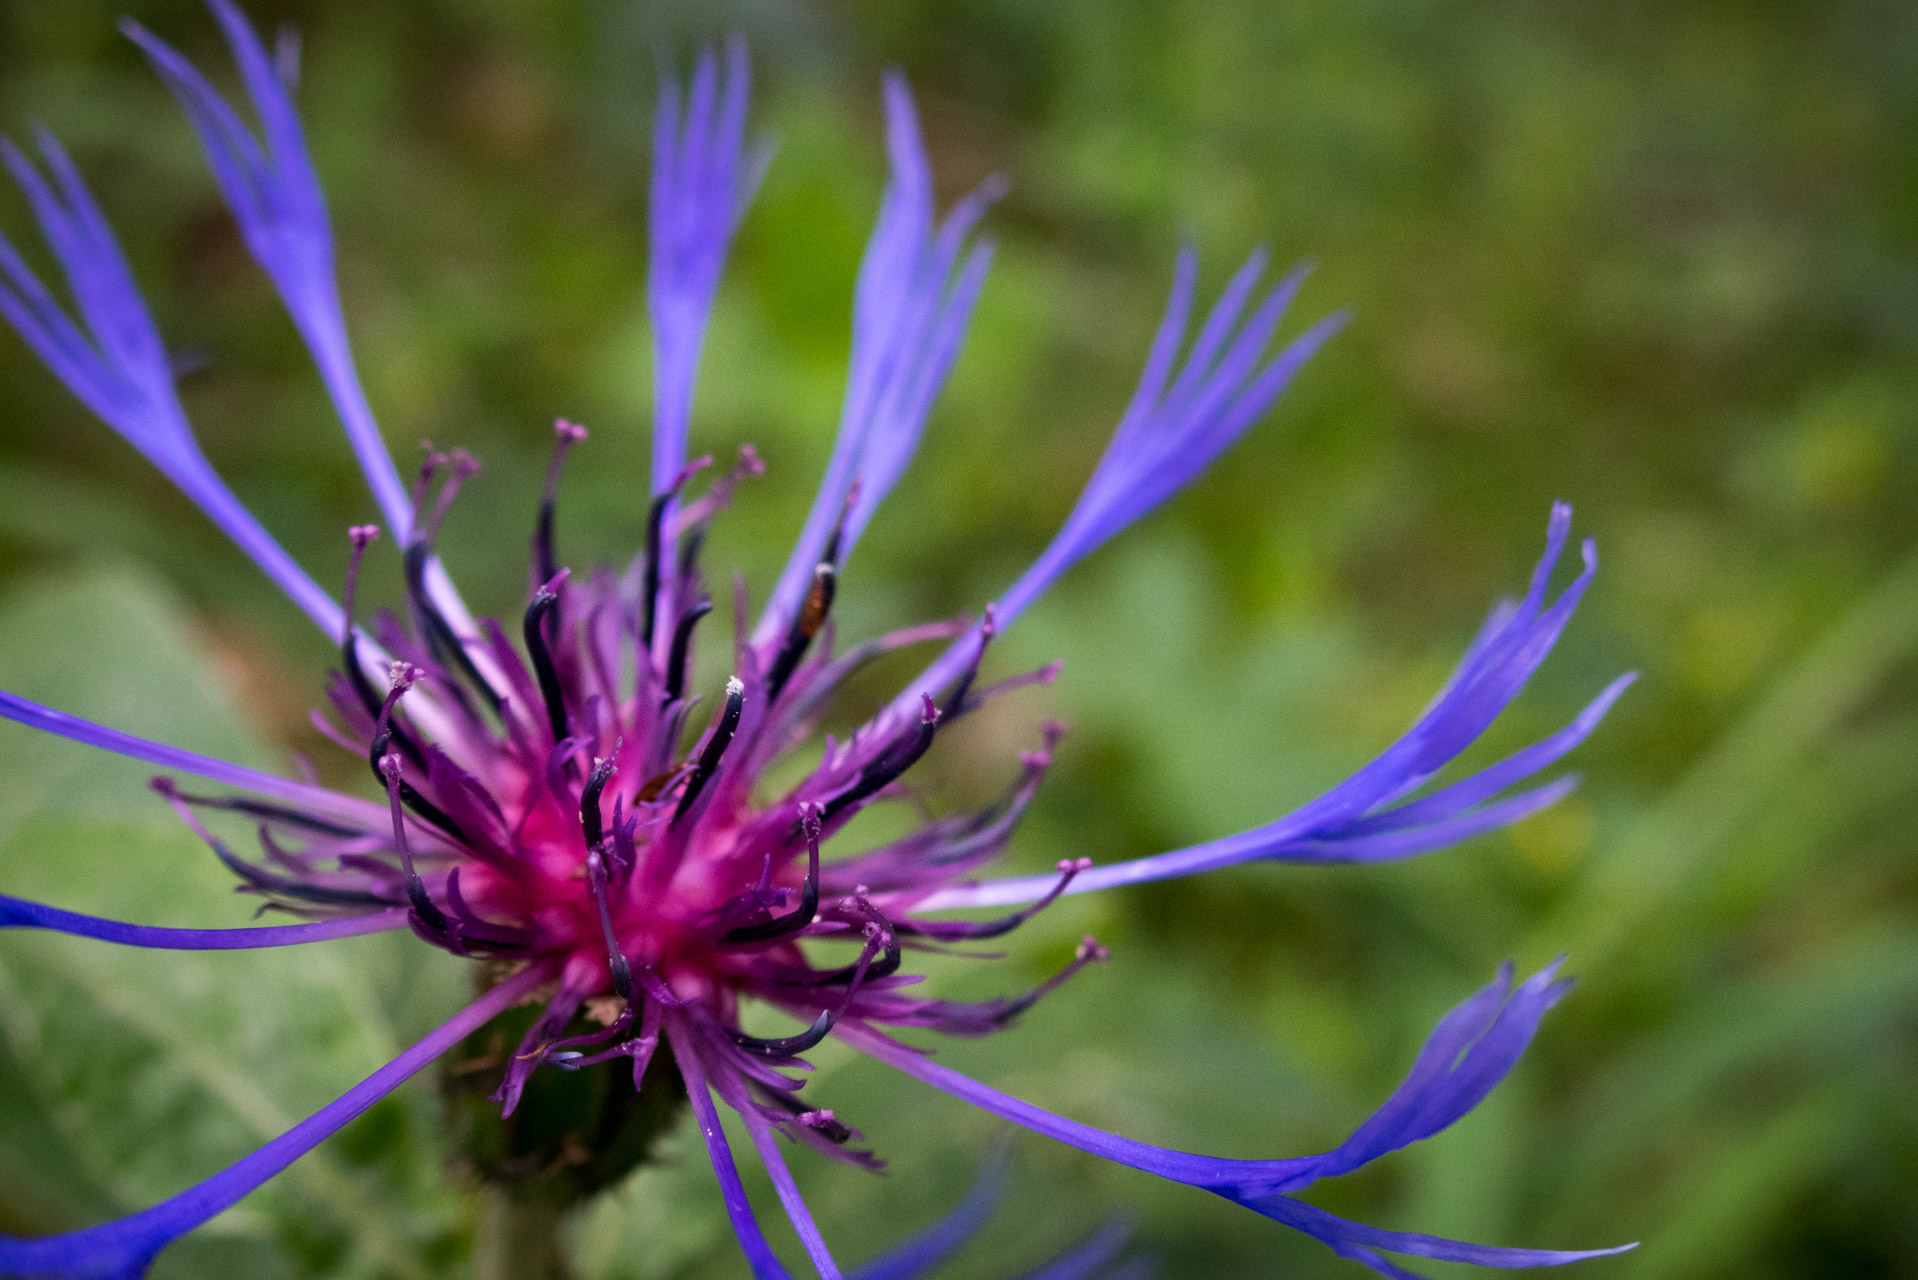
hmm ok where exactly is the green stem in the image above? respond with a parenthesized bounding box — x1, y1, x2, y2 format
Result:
(474, 1185, 570, 1280)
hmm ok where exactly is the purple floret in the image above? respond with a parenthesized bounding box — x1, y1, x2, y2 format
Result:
(0, 4, 1634, 1276)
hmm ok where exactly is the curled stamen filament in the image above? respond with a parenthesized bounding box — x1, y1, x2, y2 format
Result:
(731, 923, 884, 1059)
(378, 749, 447, 930)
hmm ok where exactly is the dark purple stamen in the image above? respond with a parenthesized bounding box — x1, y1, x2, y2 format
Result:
(547, 1033, 644, 1070)
(896, 857, 1092, 941)
(676, 522, 707, 579)
(522, 573, 571, 745)
(823, 479, 858, 566)
(607, 798, 640, 877)
(167, 788, 365, 838)
(820, 695, 940, 825)
(671, 676, 744, 828)
(782, 617, 968, 730)
(442, 867, 481, 925)
(729, 1008, 833, 1059)
(586, 851, 635, 1001)
(543, 1005, 635, 1061)
(639, 490, 672, 651)
(366, 662, 470, 842)
(342, 632, 427, 770)
(720, 805, 821, 945)
(645, 699, 696, 780)
(952, 659, 1064, 720)
(798, 903, 902, 986)
(764, 562, 837, 706)
(988, 936, 1109, 1026)
(796, 1110, 855, 1143)
(403, 538, 504, 719)
(152, 778, 394, 908)
(757, 1089, 857, 1145)
(380, 751, 450, 931)
(391, 448, 502, 720)
(421, 446, 481, 547)
(440, 867, 534, 949)
(664, 597, 713, 703)
(366, 728, 467, 844)
(761, 483, 855, 713)
(535, 418, 588, 588)
(213, 838, 394, 907)
(733, 924, 880, 1056)
(580, 755, 616, 849)
(341, 523, 379, 644)
(810, 940, 901, 985)
(939, 606, 997, 722)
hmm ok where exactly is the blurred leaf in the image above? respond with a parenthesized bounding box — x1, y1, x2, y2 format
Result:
(1541, 544, 1918, 971)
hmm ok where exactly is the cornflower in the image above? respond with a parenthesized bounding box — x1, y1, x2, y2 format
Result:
(0, 3, 1637, 1278)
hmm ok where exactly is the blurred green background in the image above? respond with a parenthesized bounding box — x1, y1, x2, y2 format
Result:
(0, 0, 1915, 1277)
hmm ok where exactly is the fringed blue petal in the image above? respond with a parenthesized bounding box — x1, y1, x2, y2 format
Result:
(919, 506, 1631, 912)
(1258, 963, 1569, 1189)
(840, 965, 1631, 1278)
(757, 73, 999, 647)
(122, 0, 412, 539)
(874, 246, 1340, 741)
(649, 40, 756, 498)
(0, 130, 342, 635)
(1243, 1195, 1635, 1272)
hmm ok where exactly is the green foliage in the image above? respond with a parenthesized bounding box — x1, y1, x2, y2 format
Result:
(0, 1, 1914, 1277)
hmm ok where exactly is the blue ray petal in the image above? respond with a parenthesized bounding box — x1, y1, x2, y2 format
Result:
(0, 964, 553, 1279)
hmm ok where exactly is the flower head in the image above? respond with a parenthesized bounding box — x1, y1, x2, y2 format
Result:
(0, 4, 1634, 1278)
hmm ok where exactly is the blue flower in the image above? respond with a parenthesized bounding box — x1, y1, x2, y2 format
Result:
(0, 3, 1634, 1277)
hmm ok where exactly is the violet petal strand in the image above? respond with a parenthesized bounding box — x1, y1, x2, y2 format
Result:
(0, 131, 342, 635)
(0, 895, 407, 949)
(757, 73, 999, 646)
(1244, 1195, 1635, 1271)
(0, 686, 386, 825)
(919, 507, 1625, 912)
(1017, 1216, 1136, 1280)
(650, 40, 753, 498)
(0, 963, 553, 1280)
(886, 249, 1342, 725)
(837, 966, 1632, 1274)
(672, 1015, 799, 1280)
(124, 0, 413, 539)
